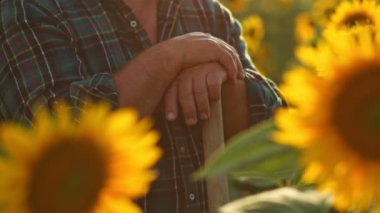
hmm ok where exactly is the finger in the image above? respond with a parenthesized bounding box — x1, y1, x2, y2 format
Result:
(232, 51, 245, 79)
(178, 76, 198, 125)
(220, 42, 244, 80)
(210, 39, 238, 82)
(222, 46, 238, 83)
(174, 33, 242, 83)
(219, 41, 245, 80)
(193, 72, 210, 120)
(164, 81, 179, 121)
(207, 71, 224, 102)
(193, 37, 239, 81)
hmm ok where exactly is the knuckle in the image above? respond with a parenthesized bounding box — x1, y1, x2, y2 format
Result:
(177, 75, 188, 83)
(177, 78, 185, 86)
(199, 32, 212, 38)
(209, 63, 222, 70)
(194, 32, 207, 36)
(205, 36, 220, 45)
(207, 78, 220, 88)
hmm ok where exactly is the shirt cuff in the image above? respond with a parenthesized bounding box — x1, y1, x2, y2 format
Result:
(244, 69, 285, 126)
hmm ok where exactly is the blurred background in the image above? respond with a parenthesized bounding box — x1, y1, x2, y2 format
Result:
(220, 0, 339, 83)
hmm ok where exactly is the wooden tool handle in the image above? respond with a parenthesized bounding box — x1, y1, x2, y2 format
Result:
(202, 100, 229, 213)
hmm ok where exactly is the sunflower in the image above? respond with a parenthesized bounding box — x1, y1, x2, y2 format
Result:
(274, 26, 380, 211)
(295, 12, 317, 45)
(294, 31, 332, 72)
(311, 0, 340, 27)
(243, 15, 265, 57)
(295, 19, 379, 73)
(0, 102, 162, 213)
(328, 0, 380, 30)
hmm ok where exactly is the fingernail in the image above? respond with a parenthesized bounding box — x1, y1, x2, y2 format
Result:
(200, 113, 209, 120)
(186, 118, 197, 125)
(166, 112, 176, 121)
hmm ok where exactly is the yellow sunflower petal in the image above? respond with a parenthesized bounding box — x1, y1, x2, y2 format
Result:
(273, 109, 314, 148)
(274, 25, 380, 212)
(33, 106, 56, 148)
(107, 170, 157, 198)
(328, 0, 380, 30)
(311, 0, 339, 27)
(0, 102, 160, 213)
(0, 124, 36, 162)
(54, 101, 74, 132)
(94, 195, 141, 213)
(79, 102, 111, 133)
(302, 161, 324, 183)
(295, 12, 317, 44)
(242, 15, 265, 55)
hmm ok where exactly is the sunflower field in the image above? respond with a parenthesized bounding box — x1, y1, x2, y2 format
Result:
(197, 0, 380, 212)
(1, 0, 380, 212)
(0, 103, 162, 213)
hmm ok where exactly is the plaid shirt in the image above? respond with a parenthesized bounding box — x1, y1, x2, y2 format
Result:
(0, 0, 284, 212)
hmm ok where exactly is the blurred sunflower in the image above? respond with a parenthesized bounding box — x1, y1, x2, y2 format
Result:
(243, 15, 265, 56)
(295, 12, 317, 45)
(226, 0, 247, 13)
(0, 103, 162, 213)
(311, 0, 340, 27)
(328, 0, 380, 30)
(274, 26, 380, 211)
(294, 32, 331, 71)
(296, 24, 378, 73)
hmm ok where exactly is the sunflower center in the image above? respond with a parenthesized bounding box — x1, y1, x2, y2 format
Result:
(28, 137, 108, 213)
(363, 99, 380, 134)
(324, 8, 335, 19)
(342, 12, 374, 28)
(247, 28, 256, 38)
(331, 66, 380, 160)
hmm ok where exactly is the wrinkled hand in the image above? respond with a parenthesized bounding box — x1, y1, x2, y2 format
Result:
(162, 32, 245, 83)
(164, 63, 230, 125)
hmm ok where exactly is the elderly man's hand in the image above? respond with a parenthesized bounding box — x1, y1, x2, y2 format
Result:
(164, 63, 234, 125)
(161, 32, 245, 82)
(115, 32, 244, 117)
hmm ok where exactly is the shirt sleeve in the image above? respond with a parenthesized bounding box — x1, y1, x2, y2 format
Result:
(0, 0, 118, 125)
(213, 2, 286, 126)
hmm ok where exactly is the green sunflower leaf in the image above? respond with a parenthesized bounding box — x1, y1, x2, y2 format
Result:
(195, 120, 300, 187)
(219, 187, 334, 213)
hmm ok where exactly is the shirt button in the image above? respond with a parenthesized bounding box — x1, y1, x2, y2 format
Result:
(189, 193, 195, 201)
(130, 20, 137, 28)
(180, 146, 185, 153)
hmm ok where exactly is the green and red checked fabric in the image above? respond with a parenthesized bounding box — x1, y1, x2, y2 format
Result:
(0, 0, 284, 212)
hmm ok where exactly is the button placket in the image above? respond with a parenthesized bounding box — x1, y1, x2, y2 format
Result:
(180, 146, 186, 153)
(130, 20, 137, 28)
(189, 193, 195, 201)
